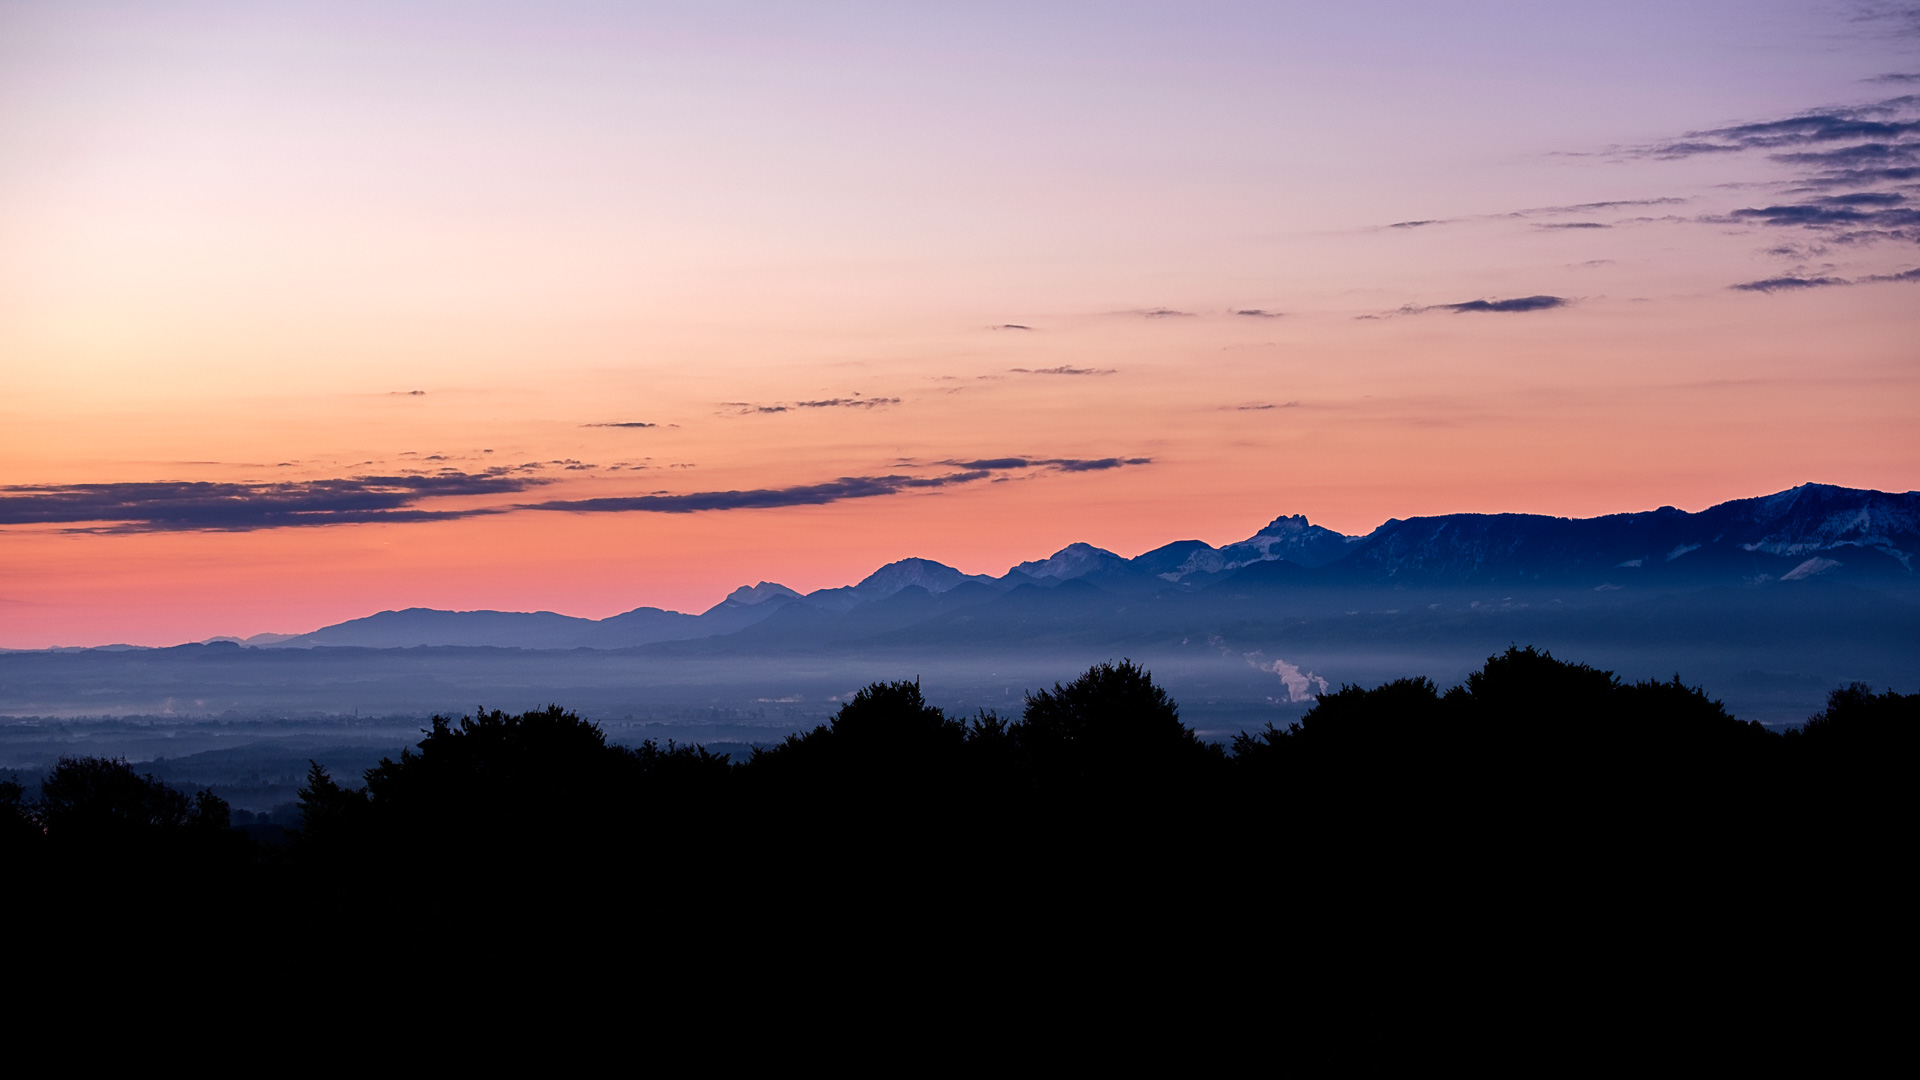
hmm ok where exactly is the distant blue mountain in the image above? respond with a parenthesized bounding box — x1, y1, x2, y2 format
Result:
(243, 483, 1915, 651)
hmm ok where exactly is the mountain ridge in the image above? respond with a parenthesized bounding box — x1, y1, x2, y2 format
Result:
(136, 481, 1917, 653)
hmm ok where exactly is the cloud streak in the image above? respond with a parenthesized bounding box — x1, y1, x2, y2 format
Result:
(1731, 266, 1920, 291)
(1385, 295, 1568, 317)
(523, 471, 992, 514)
(942, 456, 1153, 472)
(728, 397, 902, 414)
(1009, 366, 1116, 376)
(0, 472, 547, 533)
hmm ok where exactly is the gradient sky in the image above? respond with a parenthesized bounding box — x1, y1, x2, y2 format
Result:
(3, 0, 1918, 647)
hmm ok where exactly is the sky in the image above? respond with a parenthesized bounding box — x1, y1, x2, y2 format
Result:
(2, 0, 1918, 647)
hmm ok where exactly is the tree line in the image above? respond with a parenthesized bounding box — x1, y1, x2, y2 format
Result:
(5, 646, 1909, 893)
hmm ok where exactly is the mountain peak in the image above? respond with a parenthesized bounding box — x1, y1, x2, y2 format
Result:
(1013, 543, 1126, 580)
(1215, 514, 1357, 571)
(723, 581, 802, 606)
(854, 558, 982, 596)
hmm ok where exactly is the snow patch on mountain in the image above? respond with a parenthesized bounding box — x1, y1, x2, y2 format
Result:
(1013, 543, 1127, 580)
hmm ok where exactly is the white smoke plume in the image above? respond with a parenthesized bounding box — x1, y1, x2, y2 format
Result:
(1244, 652, 1329, 702)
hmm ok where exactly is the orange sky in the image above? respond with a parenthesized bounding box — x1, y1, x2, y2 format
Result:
(2, 2, 1917, 646)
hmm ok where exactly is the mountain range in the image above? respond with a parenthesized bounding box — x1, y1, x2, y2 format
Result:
(187, 482, 1916, 652)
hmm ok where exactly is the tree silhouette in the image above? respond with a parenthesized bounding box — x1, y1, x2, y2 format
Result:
(1018, 659, 1223, 799)
(38, 756, 197, 838)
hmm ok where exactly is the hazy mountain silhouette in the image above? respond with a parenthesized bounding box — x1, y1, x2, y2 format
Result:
(205, 482, 1915, 654)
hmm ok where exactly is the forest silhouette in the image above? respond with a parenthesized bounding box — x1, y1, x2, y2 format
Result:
(7, 646, 1909, 903)
(5, 645, 1909, 1047)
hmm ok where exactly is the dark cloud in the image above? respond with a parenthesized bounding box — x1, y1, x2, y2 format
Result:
(0, 472, 545, 533)
(1772, 142, 1920, 167)
(1869, 73, 1920, 83)
(585, 421, 657, 428)
(1233, 309, 1282, 317)
(1730, 275, 1851, 292)
(948, 458, 1033, 470)
(1009, 366, 1116, 375)
(1407, 295, 1568, 314)
(940, 456, 1154, 472)
(522, 472, 991, 514)
(1637, 103, 1920, 160)
(794, 397, 899, 409)
(995, 324, 1032, 330)
(1388, 220, 1442, 228)
(1535, 222, 1610, 230)
(1136, 309, 1194, 318)
(392, 390, 426, 396)
(1045, 457, 1152, 472)
(1865, 265, 1920, 281)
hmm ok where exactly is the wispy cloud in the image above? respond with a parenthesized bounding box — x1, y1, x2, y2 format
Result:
(1009, 366, 1116, 376)
(584, 421, 657, 428)
(1730, 275, 1851, 292)
(523, 471, 989, 514)
(941, 456, 1153, 472)
(1387, 295, 1569, 316)
(1730, 265, 1919, 291)
(1134, 308, 1195, 318)
(1233, 309, 1282, 317)
(727, 396, 901, 414)
(993, 323, 1033, 330)
(1440, 295, 1568, 313)
(0, 472, 547, 533)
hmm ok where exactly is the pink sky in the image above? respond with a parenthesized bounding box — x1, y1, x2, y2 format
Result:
(2, 1, 1917, 646)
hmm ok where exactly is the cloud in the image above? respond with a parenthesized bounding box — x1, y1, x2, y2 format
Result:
(795, 397, 899, 408)
(392, 390, 426, 396)
(1046, 457, 1152, 472)
(1233, 309, 1282, 317)
(1395, 295, 1568, 315)
(523, 471, 992, 514)
(1728, 202, 1919, 226)
(0, 471, 546, 533)
(1535, 222, 1610, 230)
(1531, 198, 1688, 213)
(1634, 101, 1920, 160)
(1851, 3, 1920, 37)
(1865, 265, 1920, 281)
(1730, 275, 1851, 292)
(1868, 73, 1920, 83)
(1388, 219, 1442, 228)
(584, 422, 657, 428)
(1009, 366, 1116, 375)
(1772, 142, 1920, 167)
(948, 458, 1033, 470)
(994, 324, 1032, 330)
(940, 456, 1154, 472)
(1135, 308, 1195, 318)
(730, 397, 901, 414)
(1446, 295, 1568, 313)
